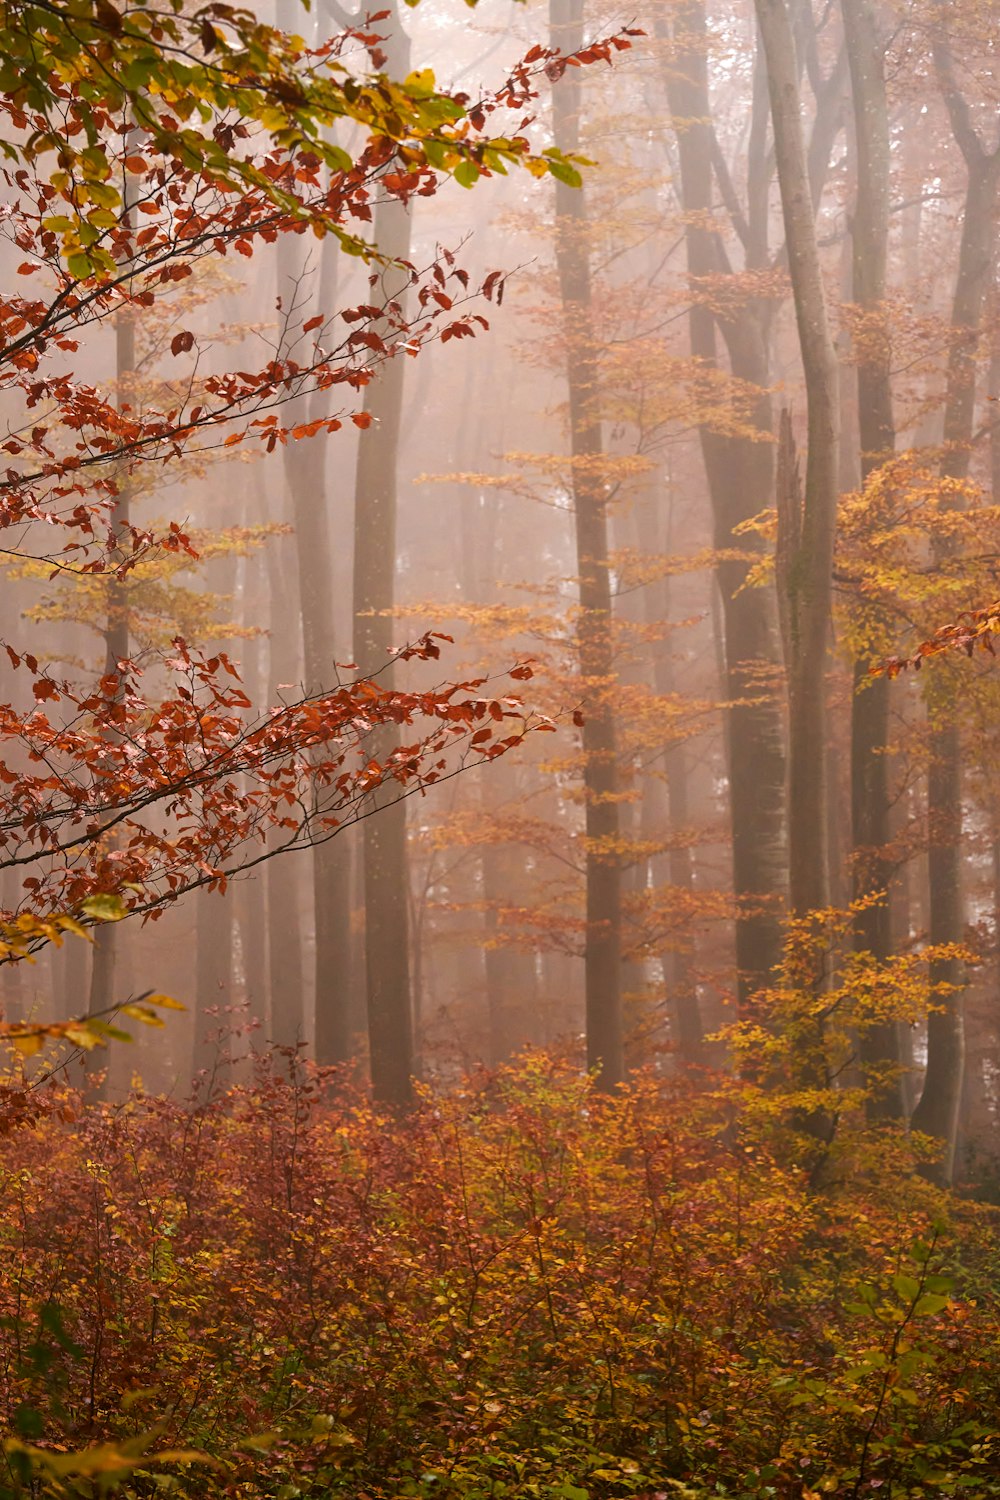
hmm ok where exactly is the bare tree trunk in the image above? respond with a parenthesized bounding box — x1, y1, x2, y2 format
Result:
(633, 481, 704, 1061)
(236, 546, 269, 1041)
(550, 0, 623, 1089)
(663, 0, 787, 1010)
(910, 33, 1000, 1182)
(265, 516, 305, 1053)
(757, 0, 840, 923)
(352, 0, 415, 1107)
(192, 543, 239, 1092)
(842, 0, 904, 1120)
(193, 888, 232, 1091)
(275, 0, 353, 1068)
(86, 284, 137, 1098)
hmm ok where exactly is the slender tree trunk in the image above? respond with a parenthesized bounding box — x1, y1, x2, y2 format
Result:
(265, 515, 306, 1053)
(550, 0, 623, 1089)
(193, 888, 232, 1091)
(634, 481, 704, 1061)
(842, 0, 904, 1120)
(237, 543, 269, 1041)
(756, 0, 840, 923)
(663, 1, 786, 1010)
(456, 456, 539, 1068)
(910, 37, 1000, 1182)
(275, 0, 353, 1068)
(352, 0, 415, 1107)
(86, 287, 137, 1098)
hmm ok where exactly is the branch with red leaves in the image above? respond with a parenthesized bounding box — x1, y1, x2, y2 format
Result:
(0, 637, 553, 943)
(877, 602, 1000, 676)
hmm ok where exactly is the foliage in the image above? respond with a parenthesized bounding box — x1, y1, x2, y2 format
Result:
(1, 1056, 999, 1500)
(0, 634, 550, 928)
(0, 0, 635, 944)
(721, 900, 971, 1166)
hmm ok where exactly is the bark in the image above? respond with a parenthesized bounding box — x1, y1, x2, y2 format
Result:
(277, 0, 354, 1068)
(192, 544, 239, 1092)
(352, 0, 415, 1107)
(842, 0, 904, 1120)
(910, 33, 1000, 1183)
(236, 545, 269, 1039)
(634, 483, 704, 1061)
(456, 454, 539, 1067)
(663, 1, 786, 1008)
(550, 0, 623, 1090)
(86, 287, 137, 1097)
(265, 515, 306, 1052)
(193, 888, 232, 1091)
(756, 0, 840, 923)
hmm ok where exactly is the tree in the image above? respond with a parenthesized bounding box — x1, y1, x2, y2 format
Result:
(841, 0, 904, 1120)
(754, 0, 840, 925)
(0, 0, 622, 1067)
(908, 14, 1000, 1182)
(550, 0, 624, 1089)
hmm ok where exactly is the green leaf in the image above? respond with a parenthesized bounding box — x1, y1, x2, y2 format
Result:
(892, 1273, 921, 1303)
(81, 893, 128, 922)
(454, 159, 480, 189)
(912, 1292, 950, 1317)
(66, 252, 94, 281)
(545, 157, 582, 188)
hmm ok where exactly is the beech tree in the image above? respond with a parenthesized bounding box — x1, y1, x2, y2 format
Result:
(0, 0, 621, 1083)
(841, 0, 903, 1120)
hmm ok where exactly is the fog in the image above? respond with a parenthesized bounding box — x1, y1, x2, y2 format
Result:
(2, 0, 999, 1188)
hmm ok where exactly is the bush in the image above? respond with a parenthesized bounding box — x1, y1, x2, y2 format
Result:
(1, 1053, 999, 1499)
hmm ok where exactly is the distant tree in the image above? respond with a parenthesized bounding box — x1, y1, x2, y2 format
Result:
(0, 0, 626, 1091)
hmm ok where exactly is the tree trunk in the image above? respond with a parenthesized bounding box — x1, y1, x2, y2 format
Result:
(634, 480, 704, 1061)
(910, 35, 1000, 1182)
(352, 0, 415, 1107)
(756, 0, 840, 923)
(663, 1, 786, 1010)
(550, 0, 623, 1089)
(275, 0, 353, 1069)
(265, 511, 306, 1053)
(842, 0, 904, 1120)
(86, 285, 137, 1098)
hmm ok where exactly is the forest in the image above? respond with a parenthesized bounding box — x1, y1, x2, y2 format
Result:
(2, 0, 1000, 1494)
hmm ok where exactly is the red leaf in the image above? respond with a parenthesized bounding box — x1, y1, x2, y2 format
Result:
(171, 330, 195, 356)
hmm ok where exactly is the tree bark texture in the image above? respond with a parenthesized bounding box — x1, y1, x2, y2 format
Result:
(86, 281, 138, 1095)
(550, 0, 623, 1089)
(910, 31, 1000, 1182)
(352, 0, 415, 1106)
(663, 0, 787, 1009)
(756, 0, 840, 923)
(842, 0, 904, 1120)
(277, 0, 354, 1068)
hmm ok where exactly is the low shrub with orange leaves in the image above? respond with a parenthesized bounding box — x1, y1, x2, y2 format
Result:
(1, 1053, 999, 1499)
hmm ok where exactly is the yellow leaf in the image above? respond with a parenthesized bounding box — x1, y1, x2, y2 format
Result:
(147, 993, 186, 1012)
(10, 1032, 44, 1058)
(65, 1024, 101, 1051)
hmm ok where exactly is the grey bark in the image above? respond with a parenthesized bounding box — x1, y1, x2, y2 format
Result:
(352, 0, 415, 1106)
(842, 0, 905, 1120)
(910, 31, 1000, 1180)
(550, 0, 623, 1089)
(756, 0, 840, 923)
(663, 0, 787, 1009)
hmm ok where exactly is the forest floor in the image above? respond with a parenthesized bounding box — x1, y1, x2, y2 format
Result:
(2, 1053, 999, 1499)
